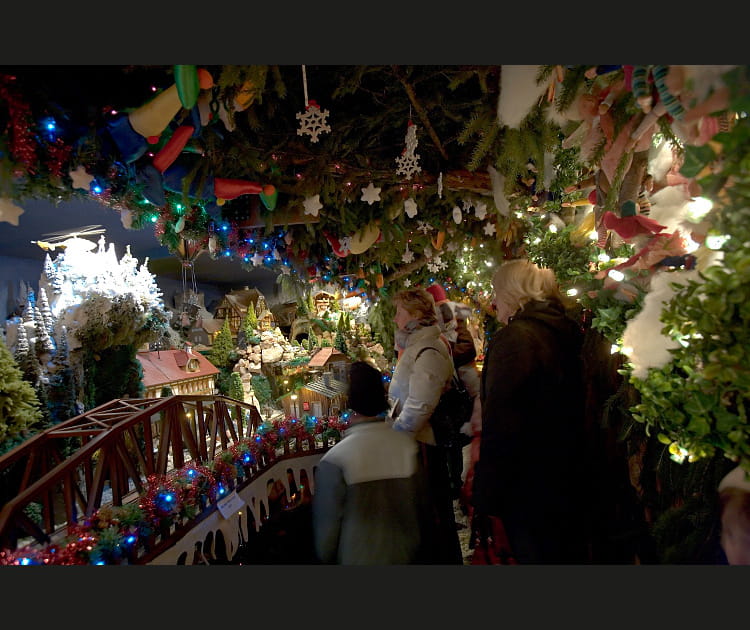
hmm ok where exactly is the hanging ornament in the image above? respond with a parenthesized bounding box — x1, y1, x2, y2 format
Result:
(296, 65, 331, 143)
(402, 244, 415, 264)
(437, 172, 444, 198)
(395, 120, 422, 179)
(474, 201, 488, 221)
(404, 198, 418, 218)
(452, 205, 462, 224)
(360, 182, 381, 205)
(303, 194, 323, 216)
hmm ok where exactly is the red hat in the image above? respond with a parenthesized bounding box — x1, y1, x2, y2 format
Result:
(426, 283, 447, 303)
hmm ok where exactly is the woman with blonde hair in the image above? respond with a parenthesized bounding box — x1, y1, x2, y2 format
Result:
(470, 258, 590, 563)
(388, 287, 463, 564)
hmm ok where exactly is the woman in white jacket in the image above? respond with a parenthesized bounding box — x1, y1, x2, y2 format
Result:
(388, 287, 463, 564)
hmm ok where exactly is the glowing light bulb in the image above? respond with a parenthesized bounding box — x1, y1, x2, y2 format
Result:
(608, 269, 625, 282)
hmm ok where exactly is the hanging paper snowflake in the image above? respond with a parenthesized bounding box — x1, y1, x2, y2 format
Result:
(483, 222, 497, 236)
(416, 221, 433, 234)
(403, 278, 412, 287)
(296, 100, 331, 143)
(395, 121, 422, 179)
(402, 244, 415, 264)
(474, 201, 488, 221)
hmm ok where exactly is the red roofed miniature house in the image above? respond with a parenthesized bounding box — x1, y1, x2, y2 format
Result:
(136, 343, 220, 397)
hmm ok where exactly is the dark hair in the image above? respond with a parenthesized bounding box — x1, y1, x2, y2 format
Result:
(347, 361, 388, 417)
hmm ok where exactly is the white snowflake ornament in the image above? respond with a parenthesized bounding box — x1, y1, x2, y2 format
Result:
(403, 278, 412, 287)
(395, 122, 422, 179)
(474, 201, 488, 221)
(483, 222, 497, 236)
(402, 244, 415, 264)
(361, 182, 381, 205)
(296, 100, 331, 143)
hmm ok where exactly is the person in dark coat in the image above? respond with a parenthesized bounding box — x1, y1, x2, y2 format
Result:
(471, 258, 590, 564)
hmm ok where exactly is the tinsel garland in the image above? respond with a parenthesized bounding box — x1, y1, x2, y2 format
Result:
(0, 74, 38, 174)
(0, 414, 349, 566)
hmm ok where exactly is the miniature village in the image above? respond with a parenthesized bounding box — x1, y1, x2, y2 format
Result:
(0, 231, 408, 455)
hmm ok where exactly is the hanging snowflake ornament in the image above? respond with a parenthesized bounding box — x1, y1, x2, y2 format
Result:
(296, 100, 331, 143)
(395, 120, 422, 179)
(403, 278, 412, 287)
(296, 66, 331, 143)
(416, 221, 433, 235)
(360, 182, 381, 205)
(474, 201, 488, 221)
(483, 222, 497, 236)
(402, 244, 415, 264)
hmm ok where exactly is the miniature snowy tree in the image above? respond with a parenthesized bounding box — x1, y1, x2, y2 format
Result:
(34, 305, 55, 357)
(21, 288, 35, 324)
(0, 336, 43, 454)
(37, 287, 55, 337)
(209, 318, 234, 369)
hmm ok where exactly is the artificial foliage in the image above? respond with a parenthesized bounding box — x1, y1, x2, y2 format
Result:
(209, 319, 234, 370)
(0, 337, 43, 454)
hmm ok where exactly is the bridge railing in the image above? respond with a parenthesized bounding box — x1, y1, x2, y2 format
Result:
(0, 395, 346, 563)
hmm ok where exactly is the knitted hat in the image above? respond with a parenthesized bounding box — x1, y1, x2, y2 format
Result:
(426, 283, 447, 304)
(719, 465, 750, 493)
(347, 361, 388, 417)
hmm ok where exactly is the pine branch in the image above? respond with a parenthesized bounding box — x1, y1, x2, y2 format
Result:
(391, 65, 449, 162)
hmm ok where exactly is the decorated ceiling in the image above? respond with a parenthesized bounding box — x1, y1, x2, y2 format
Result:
(0, 65, 745, 303)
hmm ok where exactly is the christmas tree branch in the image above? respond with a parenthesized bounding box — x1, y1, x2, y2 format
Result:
(391, 66, 449, 162)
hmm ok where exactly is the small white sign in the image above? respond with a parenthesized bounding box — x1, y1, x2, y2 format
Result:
(216, 490, 245, 519)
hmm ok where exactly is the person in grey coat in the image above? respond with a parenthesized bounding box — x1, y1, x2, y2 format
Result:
(312, 360, 425, 564)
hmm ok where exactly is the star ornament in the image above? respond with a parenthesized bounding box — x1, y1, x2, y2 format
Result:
(251, 251, 265, 267)
(69, 165, 95, 191)
(303, 194, 323, 217)
(0, 197, 24, 225)
(360, 182, 381, 205)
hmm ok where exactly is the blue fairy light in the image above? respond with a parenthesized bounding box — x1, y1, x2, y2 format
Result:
(19, 557, 32, 565)
(91, 182, 103, 195)
(187, 468, 196, 477)
(125, 535, 136, 544)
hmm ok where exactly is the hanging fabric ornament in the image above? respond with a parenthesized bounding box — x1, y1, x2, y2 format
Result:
(395, 119, 422, 179)
(296, 65, 331, 143)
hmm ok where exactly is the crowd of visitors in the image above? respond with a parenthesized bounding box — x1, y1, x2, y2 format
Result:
(309, 257, 749, 565)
